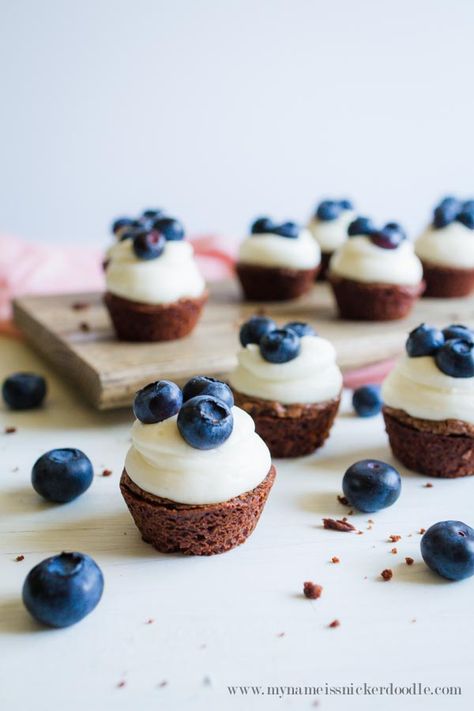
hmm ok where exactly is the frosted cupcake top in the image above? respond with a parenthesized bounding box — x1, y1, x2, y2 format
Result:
(238, 216, 321, 270)
(228, 317, 343, 404)
(415, 197, 474, 269)
(125, 378, 271, 505)
(308, 198, 356, 252)
(382, 323, 474, 424)
(329, 216, 423, 286)
(105, 209, 206, 304)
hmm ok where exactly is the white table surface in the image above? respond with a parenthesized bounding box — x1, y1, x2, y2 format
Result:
(1, 334, 473, 711)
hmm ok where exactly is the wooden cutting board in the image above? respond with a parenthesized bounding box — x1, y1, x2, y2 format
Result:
(12, 281, 474, 410)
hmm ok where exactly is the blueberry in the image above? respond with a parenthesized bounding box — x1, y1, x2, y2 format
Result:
(111, 217, 135, 235)
(342, 459, 401, 513)
(118, 223, 143, 241)
(457, 210, 474, 229)
(177, 395, 233, 449)
(260, 328, 301, 364)
(347, 216, 375, 237)
(272, 221, 300, 239)
(239, 316, 277, 346)
(133, 380, 183, 424)
(251, 216, 274, 234)
(340, 199, 354, 210)
(2, 372, 47, 410)
(22, 552, 104, 627)
(371, 223, 405, 250)
(182, 376, 234, 408)
(283, 321, 316, 338)
(142, 208, 164, 220)
(352, 385, 382, 417)
(406, 324, 445, 357)
(435, 339, 474, 378)
(421, 521, 474, 581)
(132, 230, 166, 260)
(152, 216, 185, 241)
(462, 199, 474, 214)
(316, 200, 343, 221)
(442, 324, 474, 343)
(32, 449, 94, 503)
(433, 197, 460, 228)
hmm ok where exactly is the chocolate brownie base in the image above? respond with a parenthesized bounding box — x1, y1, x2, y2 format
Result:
(104, 290, 208, 342)
(316, 251, 332, 281)
(383, 407, 474, 478)
(236, 263, 319, 301)
(120, 465, 276, 555)
(233, 389, 341, 458)
(421, 261, 474, 298)
(329, 275, 424, 321)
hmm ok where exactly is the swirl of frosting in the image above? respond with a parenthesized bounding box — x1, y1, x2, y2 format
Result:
(237, 229, 321, 270)
(308, 210, 355, 252)
(329, 235, 423, 286)
(228, 335, 343, 404)
(105, 239, 206, 304)
(124, 407, 271, 504)
(415, 222, 474, 269)
(382, 355, 474, 425)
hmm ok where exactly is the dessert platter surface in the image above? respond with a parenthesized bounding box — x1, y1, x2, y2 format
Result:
(12, 280, 474, 410)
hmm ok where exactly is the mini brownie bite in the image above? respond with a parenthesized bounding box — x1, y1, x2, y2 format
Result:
(382, 323, 474, 477)
(228, 317, 342, 458)
(415, 196, 474, 298)
(307, 199, 355, 280)
(328, 217, 424, 321)
(236, 217, 320, 301)
(120, 378, 275, 555)
(104, 209, 207, 341)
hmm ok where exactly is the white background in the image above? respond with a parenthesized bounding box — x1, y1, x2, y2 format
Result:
(1, 0, 473, 245)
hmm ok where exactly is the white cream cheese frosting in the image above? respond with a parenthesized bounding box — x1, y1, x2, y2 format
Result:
(329, 235, 423, 286)
(125, 406, 271, 505)
(415, 222, 474, 269)
(237, 229, 321, 270)
(228, 335, 343, 404)
(382, 355, 474, 425)
(308, 211, 355, 253)
(105, 239, 206, 304)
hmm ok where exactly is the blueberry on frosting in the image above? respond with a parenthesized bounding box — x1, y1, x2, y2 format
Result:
(405, 323, 474, 378)
(152, 216, 185, 241)
(283, 321, 316, 337)
(406, 324, 445, 357)
(251, 216, 275, 234)
(432, 196, 474, 230)
(260, 328, 301, 364)
(133, 380, 183, 424)
(435, 339, 474, 378)
(111, 217, 136, 235)
(271, 221, 300, 239)
(347, 216, 375, 237)
(316, 199, 353, 222)
(182, 376, 234, 408)
(239, 316, 277, 346)
(371, 222, 406, 250)
(132, 230, 166, 260)
(443, 324, 474, 343)
(177, 395, 234, 449)
(250, 217, 300, 239)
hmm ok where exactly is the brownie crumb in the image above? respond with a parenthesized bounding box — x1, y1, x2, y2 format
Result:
(389, 534, 401, 542)
(4, 426, 17, 434)
(79, 321, 90, 333)
(357, 530, 364, 535)
(381, 569, 393, 581)
(419, 528, 426, 534)
(71, 301, 90, 311)
(323, 518, 356, 532)
(102, 469, 113, 477)
(276, 632, 286, 638)
(15, 554, 24, 562)
(337, 495, 349, 506)
(328, 619, 340, 628)
(391, 548, 398, 555)
(424, 482, 433, 488)
(303, 581, 323, 600)
(146, 618, 154, 624)
(331, 556, 340, 564)
(117, 681, 126, 689)
(368, 519, 374, 524)
(405, 557, 414, 566)
(367, 525, 373, 530)
(157, 681, 168, 688)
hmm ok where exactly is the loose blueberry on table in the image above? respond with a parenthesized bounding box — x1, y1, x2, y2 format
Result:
(31, 449, 94, 503)
(182, 376, 234, 408)
(239, 316, 277, 346)
(421, 521, 474, 581)
(352, 385, 382, 418)
(342, 459, 402, 513)
(22, 552, 104, 627)
(260, 328, 301, 364)
(133, 380, 183, 424)
(284, 322, 316, 338)
(2, 372, 47, 410)
(177, 395, 234, 449)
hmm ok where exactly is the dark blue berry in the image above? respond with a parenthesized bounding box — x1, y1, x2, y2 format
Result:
(442, 324, 474, 343)
(22, 552, 104, 627)
(340, 199, 354, 210)
(283, 321, 316, 338)
(342, 459, 401, 513)
(182, 376, 234, 408)
(177, 396, 233, 450)
(239, 316, 276, 346)
(347, 216, 375, 237)
(111, 217, 135, 235)
(2, 372, 47, 410)
(119, 223, 142, 241)
(251, 216, 274, 234)
(132, 230, 166, 260)
(371, 223, 405, 250)
(152, 216, 185, 241)
(32, 449, 94, 503)
(406, 324, 445, 357)
(352, 385, 382, 417)
(142, 208, 164, 220)
(133, 380, 183, 424)
(435, 339, 474, 378)
(433, 197, 460, 228)
(421, 521, 474, 581)
(457, 210, 474, 229)
(272, 221, 300, 239)
(260, 328, 301, 364)
(316, 201, 343, 222)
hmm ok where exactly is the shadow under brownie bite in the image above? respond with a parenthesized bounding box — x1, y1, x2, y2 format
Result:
(228, 317, 342, 458)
